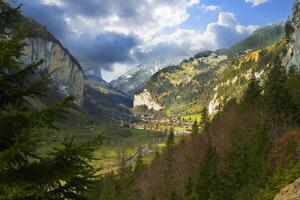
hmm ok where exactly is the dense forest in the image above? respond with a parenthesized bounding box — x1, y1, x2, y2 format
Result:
(88, 58, 300, 200)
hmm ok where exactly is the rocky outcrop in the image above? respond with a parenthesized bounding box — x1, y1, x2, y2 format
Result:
(134, 89, 162, 111)
(21, 19, 84, 107)
(283, 1, 300, 70)
(79, 59, 103, 81)
(274, 178, 300, 200)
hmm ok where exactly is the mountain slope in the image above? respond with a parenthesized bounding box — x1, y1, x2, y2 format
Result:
(133, 23, 286, 116)
(110, 56, 188, 96)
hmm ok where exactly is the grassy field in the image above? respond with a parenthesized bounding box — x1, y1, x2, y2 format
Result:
(180, 114, 202, 122)
(38, 122, 165, 172)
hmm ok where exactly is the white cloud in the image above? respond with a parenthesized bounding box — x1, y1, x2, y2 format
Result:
(245, 0, 269, 7)
(102, 63, 136, 82)
(201, 4, 221, 11)
(40, 0, 64, 6)
(141, 12, 259, 53)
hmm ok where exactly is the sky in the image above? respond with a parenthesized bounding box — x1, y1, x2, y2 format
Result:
(17, 0, 293, 81)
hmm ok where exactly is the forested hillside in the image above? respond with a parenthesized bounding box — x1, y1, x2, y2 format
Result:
(87, 2, 300, 200)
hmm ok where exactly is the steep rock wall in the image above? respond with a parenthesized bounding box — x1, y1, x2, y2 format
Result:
(284, 1, 300, 69)
(134, 89, 162, 111)
(22, 37, 84, 107)
(274, 178, 300, 200)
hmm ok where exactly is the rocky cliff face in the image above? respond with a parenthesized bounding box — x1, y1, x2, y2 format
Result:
(79, 59, 103, 81)
(21, 19, 84, 107)
(284, 1, 300, 70)
(134, 89, 162, 111)
(274, 178, 300, 200)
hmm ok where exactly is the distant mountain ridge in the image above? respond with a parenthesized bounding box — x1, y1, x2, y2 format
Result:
(110, 56, 188, 96)
(216, 23, 285, 57)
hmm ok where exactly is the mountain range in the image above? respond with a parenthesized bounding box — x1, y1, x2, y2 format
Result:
(132, 23, 286, 116)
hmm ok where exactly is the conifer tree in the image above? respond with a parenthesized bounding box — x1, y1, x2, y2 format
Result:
(191, 120, 199, 135)
(166, 128, 175, 152)
(134, 150, 145, 175)
(184, 176, 193, 199)
(195, 141, 220, 200)
(201, 107, 208, 131)
(242, 75, 262, 106)
(0, 1, 101, 199)
(264, 61, 298, 122)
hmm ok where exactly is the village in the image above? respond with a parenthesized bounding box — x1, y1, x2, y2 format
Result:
(132, 113, 199, 135)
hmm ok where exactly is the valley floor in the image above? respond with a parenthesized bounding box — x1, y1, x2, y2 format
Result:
(38, 122, 166, 172)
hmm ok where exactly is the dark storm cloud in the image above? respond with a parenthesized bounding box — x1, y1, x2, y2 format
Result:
(21, 2, 67, 40)
(61, 0, 140, 19)
(19, 0, 142, 69)
(69, 32, 139, 70)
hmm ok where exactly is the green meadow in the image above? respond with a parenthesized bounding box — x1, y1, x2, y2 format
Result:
(38, 122, 164, 172)
(180, 114, 202, 122)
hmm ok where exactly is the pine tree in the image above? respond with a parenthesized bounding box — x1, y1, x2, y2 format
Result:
(264, 61, 298, 122)
(134, 149, 145, 175)
(191, 120, 199, 135)
(169, 189, 179, 200)
(220, 123, 270, 200)
(0, 2, 101, 199)
(166, 128, 175, 152)
(184, 176, 193, 199)
(201, 107, 208, 131)
(195, 141, 220, 200)
(242, 75, 262, 106)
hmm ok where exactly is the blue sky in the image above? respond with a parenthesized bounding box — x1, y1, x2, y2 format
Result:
(18, 0, 293, 81)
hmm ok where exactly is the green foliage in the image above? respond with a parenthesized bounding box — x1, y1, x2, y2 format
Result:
(285, 20, 295, 42)
(181, 114, 202, 122)
(255, 161, 300, 200)
(0, 2, 101, 199)
(134, 150, 145, 174)
(220, 123, 270, 200)
(264, 62, 299, 123)
(191, 121, 199, 135)
(169, 189, 179, 200)
(194, 51, 213, 59)
(87, 164, 137, 200)
(242, 75, 262, 106)
(184, 176, 193, 198)
(201, 107, 209, 131)
(194, 142, 221, 200)
(166, 128, 175, 152)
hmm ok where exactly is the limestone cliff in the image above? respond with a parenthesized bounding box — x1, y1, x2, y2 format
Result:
(134, 89, 162, 111)
(21, 18, 84, 107)
(284, 0, 300, 70)
(274, 178, 300, 200)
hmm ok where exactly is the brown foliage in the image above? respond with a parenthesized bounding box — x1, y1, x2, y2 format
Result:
(130, 99, 296, 200)
(269, 129, 300, 166)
